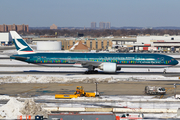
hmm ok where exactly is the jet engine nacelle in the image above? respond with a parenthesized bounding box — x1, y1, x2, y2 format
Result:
(98, 63, 117, 73)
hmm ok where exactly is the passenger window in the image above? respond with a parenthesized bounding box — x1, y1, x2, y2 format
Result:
(171, 38, 174, 40)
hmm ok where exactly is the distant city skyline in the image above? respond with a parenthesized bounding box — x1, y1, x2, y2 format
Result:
(91, 22, 111, 29)
(1, 0, 180, 27)
(91, 22, 96, 29)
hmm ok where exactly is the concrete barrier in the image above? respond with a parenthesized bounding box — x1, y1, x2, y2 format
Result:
(43, 107, 177, 113)
(113, 108, 177, 113)
(59, 108, 85, 112)
(85, 108, 112, 112)
(43, 107, 59, 111)
(44, 107, 85, 112)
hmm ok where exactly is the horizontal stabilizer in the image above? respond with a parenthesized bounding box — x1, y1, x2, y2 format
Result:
(10, 56, 28, 61)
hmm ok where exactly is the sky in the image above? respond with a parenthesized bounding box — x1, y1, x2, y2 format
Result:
(1, 0, 180, 27)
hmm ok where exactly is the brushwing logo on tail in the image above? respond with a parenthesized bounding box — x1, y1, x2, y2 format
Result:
(14, 38, 28, 51)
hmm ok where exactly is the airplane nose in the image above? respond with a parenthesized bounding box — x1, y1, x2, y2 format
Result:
(175, 59, 179, 65)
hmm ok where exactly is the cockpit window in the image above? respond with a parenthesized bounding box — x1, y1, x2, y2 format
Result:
(162, 88, 165, 91)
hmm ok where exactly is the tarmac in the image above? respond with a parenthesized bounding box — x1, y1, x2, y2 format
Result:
(0, 80, 180, 98)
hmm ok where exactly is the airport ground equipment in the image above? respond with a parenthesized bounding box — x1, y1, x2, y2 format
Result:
(116, 113, 144, 120)
(55, 86, 99, 99)
(160, 83, 180, 99)
(145, 86, 166, 95)
(175, 94, 180, 99)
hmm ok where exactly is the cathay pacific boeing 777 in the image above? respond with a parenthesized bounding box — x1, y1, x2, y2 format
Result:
(10, 31, 178, 73)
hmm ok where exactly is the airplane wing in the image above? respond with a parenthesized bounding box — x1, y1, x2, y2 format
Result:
(69, 60, 101, 66)
(58, 58, 102, 67)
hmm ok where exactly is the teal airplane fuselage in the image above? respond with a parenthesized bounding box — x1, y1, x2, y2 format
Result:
(10, 52, 178, 68)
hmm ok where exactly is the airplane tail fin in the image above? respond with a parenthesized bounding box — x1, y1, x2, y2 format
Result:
(10, 31, 34, 54)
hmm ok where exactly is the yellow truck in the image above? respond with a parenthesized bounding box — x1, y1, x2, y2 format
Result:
(55, 86, 99, 99)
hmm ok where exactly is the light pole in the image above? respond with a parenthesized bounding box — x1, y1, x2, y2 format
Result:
(174, 83, 176, 97)
(95, 82, 98, 97)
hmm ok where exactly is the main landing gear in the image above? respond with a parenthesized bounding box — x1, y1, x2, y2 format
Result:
(85, 70, 98, 74)
(84, 65, 98, 74)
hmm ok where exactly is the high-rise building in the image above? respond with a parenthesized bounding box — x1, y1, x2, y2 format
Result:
(91, 22, 96, 29)
(106, 22, 111, 29)
(0, 24, 29, 32)
(99, 22, 106, 29)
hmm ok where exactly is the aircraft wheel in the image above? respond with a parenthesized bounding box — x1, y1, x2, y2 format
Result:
(85, 71, 98, 74)
(94, 70, 98, 73)
(89, 71, 93, 74)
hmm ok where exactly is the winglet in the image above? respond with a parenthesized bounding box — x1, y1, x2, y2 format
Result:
(10, 31, 34, 54)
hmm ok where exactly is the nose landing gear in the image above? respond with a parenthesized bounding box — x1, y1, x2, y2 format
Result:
(163, 69, 166, 74)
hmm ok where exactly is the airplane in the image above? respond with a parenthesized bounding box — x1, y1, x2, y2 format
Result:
(9, 31, 178, 73)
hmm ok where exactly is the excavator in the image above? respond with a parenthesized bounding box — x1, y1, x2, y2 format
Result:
(55, 86, 99, 99)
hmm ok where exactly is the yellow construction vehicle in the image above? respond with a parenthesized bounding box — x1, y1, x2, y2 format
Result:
(55, 86, 99, 99)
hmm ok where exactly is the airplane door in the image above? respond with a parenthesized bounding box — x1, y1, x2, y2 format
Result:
(161, 57, 164, 63)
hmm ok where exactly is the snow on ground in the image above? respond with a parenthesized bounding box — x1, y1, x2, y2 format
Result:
(0, 75, 179, 83)
(0, 95, 180, 119)
(17, 95, 180, 110)
(0, 55, 9, 57)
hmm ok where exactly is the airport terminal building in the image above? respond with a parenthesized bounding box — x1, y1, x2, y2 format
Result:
(134, 35, 180, 52)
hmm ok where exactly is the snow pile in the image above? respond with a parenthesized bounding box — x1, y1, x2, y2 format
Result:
(0, 76, 132, 83)
(0, 95, 12, 100)
(0, 75, 179, 83)
(0, 97, 49, 119)
(20, 99, 50, 118)
(0, 98, 23, 119)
